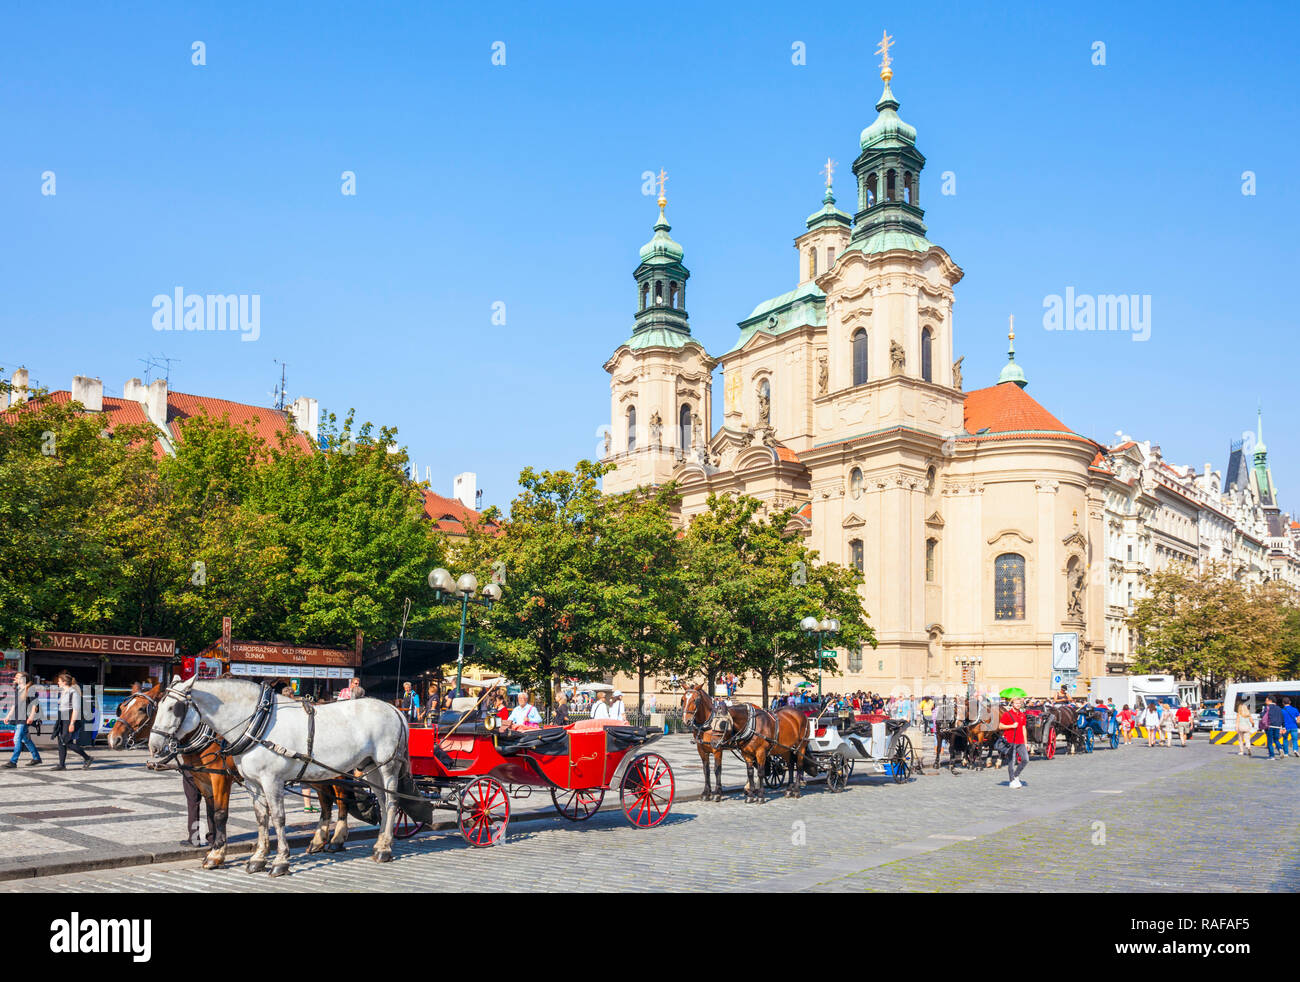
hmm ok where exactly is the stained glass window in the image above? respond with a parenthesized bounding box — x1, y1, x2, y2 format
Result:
(852, 329, 868, 385)
(994, 553, 1025, 620)
(850, 539, 864, 575)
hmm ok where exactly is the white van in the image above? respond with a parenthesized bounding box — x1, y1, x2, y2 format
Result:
(1090, 674, 1180, 711)
(1222, 681, 1300, 731)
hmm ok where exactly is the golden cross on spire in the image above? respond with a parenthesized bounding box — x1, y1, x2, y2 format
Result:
(876, 29, 894, 82)
(822, 157, 837, 188)
(656, 168, 668, 209)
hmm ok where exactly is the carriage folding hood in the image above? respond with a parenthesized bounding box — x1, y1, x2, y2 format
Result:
(1089, 675, 1180, 709)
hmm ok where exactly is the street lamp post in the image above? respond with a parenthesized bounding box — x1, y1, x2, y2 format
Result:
(429, 568, 503, 696)
(800, 616, 840, 699)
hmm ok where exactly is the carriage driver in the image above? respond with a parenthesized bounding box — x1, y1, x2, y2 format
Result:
(505, 692, 541, 731)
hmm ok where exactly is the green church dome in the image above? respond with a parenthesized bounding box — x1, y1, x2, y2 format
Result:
(639, 208, 684, 263)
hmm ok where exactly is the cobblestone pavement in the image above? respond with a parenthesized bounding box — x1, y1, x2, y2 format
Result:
(6, 735, 1293, 892)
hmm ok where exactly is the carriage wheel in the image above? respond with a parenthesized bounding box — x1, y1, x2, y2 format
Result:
(1083, 728, 1094, 754)
(764, 756, 787, 789)
(551, 787, 605, 822)
(393, 807, 425, 840)
(892, 736, 914, 784)
(1109, 729, 1119, 750)
(1044, 727, 1057, 760)
(620, 753, 674, 829)
(826, 757, 850, 793)
(457, 777, 510, 847)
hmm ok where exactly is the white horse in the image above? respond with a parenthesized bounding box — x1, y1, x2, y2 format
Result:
(147, 677, 430, 876)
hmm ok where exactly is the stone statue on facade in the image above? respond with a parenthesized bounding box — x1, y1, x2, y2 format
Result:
(817, 352, 829, 395)
(1067, 563, 1086, 618)
(649, 411, 663, 445)
(603, 429, 611, 456)
(890, 340, 905, 375)
(952, 356, 964, 391)
(692, 412, 703, 449)
(757, 386, 771, 426)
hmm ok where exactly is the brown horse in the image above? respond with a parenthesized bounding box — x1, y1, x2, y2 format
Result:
(1043, 701, 1085, 754)
(933, 696, 1001, 773)
(109, 683, 367, 868)
(681, 686, 808, 803)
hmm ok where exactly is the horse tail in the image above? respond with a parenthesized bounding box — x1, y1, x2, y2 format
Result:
(393, 718, 433, 825)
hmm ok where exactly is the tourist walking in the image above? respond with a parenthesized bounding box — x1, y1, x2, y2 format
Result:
(553, 693, 570, 726)
(1161, 702, 1176, 747)
(1174, 702, 1192, 746)
(2, 672, 42, 768)
(591, 691, 610, 720)
(1142, 702, 1161, 748)
(1119, 704, 1136, 746)
(1261, 696, 1285, 760)
(53, 672, 93, 771)
(609, 690, 626, 721)
(1000, 696, 1029, 789)
(1282, 697, 1299, 757)
(1235, 698, 1255, 756)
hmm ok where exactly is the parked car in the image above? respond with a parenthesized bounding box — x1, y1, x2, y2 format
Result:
(1194, 707, 1223, 732)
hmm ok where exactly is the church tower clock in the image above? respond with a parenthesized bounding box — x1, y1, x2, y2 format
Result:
(602, 173, 716, 494)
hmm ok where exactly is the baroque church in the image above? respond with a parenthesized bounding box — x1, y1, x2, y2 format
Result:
(600, 41, 1107, 697)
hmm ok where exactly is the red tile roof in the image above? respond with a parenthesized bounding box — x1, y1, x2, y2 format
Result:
(1088, 451, 1114, 474)
(963, 382, 1073, 435)
(771, 441, 801, 463)
(165, 390, 311, 453)
(421, 490, 496, 537)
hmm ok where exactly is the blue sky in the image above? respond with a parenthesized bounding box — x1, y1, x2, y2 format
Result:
(3, 1, 1297, 510)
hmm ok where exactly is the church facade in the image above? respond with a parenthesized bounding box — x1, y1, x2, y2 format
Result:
(600, 50, 1113, 698)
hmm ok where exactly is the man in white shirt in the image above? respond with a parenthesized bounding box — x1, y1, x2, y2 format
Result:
(609, 690, 626, 721)
(591, 692, 610, 720)
(506, 692, 541, 730)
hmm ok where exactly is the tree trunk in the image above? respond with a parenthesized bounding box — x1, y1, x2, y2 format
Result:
(760, 669, 770, 709)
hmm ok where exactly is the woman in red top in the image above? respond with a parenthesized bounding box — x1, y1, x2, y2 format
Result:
(999, 697, 1029, 788)
(1118, 704, 1137, 745)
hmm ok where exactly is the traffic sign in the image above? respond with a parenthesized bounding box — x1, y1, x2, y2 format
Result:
(1052, 633, 1079, 671)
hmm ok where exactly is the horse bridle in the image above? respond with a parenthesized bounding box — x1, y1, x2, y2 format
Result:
(149, 685, 222, 765)
(116, 691, 159, 749)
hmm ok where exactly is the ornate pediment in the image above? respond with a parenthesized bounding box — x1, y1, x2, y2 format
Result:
(842, 512, 866, 530)
(925, 511, 945, 528)
(1062, 529, 1088, 551)
(618, 389, 639, 403)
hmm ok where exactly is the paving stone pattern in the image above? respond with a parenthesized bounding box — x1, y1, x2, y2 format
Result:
(4, 735, 1293, 892)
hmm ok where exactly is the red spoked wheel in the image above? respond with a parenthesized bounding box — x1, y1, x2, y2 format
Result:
(393, 807, 425, 839)
(620, 753, 674, 829)
(551, 787, 605, 821)
(1044, 727, 1057, 760)
(457, 777, 510, 847)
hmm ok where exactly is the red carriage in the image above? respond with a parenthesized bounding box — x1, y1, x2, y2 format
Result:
(396, 712, 675, 847)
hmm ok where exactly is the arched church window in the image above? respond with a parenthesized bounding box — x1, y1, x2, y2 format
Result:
(886, 169, 897, 201)
(808, 249, 818, 279)
(640, 283, 648, 311)
(852, 329, 868, 386)
(903, 171, 913, 204)
(926, 538, 937, 582)
(654, 280, 664, 305)
(926, 466, 936, 496)
(849, 467, 863, 499)
(826, 246, 835, 268)
(865, 172, 877, 208)
(669, 282, 678, 308)
(850, 538, 864, 575)
(994, 553, 1026, 621)
(626, 406, 637, 452)
(679, 404, 692, 450)
(921, 327, 933, 382)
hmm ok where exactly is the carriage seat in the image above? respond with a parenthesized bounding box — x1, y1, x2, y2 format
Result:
(884, 718, 909, 735)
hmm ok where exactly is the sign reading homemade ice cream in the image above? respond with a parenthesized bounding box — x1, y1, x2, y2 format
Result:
(30, 632, 176, 658)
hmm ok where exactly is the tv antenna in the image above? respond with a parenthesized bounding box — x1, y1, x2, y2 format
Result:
(271, 360, 288, 410)
(140, 354, 180, 386)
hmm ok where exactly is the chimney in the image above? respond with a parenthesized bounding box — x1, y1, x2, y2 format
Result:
(290, 396, 319, 442)
(125, 377, 168, 429)
(71, 375, 104, 412)
(453, 472, 477, 510)
(7, 368, 31, 408)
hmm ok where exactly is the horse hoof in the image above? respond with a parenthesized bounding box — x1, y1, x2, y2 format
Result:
(269, 863, 290, 878)
(326, 843, 346, 853)
(245, 860, 266, 874)
(201, 858, 221, 870)
(373, 849, 393, 864)
(306, 843, 324, 855)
